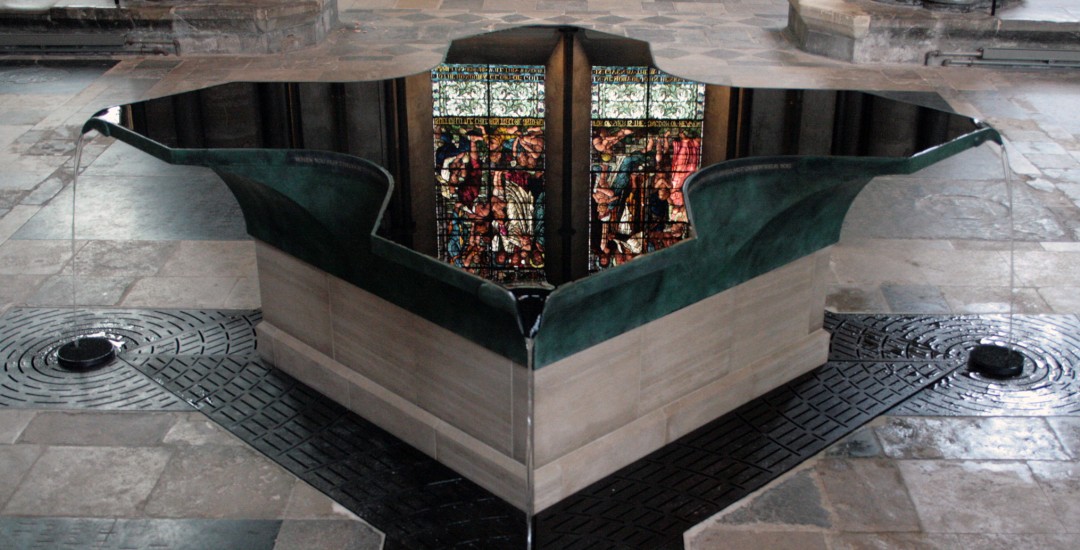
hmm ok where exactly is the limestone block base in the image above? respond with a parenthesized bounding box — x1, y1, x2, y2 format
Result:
(255, 241, 832, 513)
(530, 248, 832, 510)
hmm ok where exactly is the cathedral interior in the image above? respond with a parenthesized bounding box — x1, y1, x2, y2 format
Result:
(0, 0, 1078, 548)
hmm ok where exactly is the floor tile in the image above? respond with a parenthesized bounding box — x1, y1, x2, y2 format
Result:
(1027, 460, 1080, 532)
(875, 417, 1070, 460)
(0, 274, 47, 309)
(1047, 417, 1080, 459)
(26, 275, 132, 306)
(0, 239, 76, 276)
(71, 240, 179, 277)
(713, 469, 830, 528)
(1013, 251, 1080, 287)
(0, 517, 282, 550)
(829, 533, 1080, 550)
(951, 239, 1043, 251)
(827, 246, 928, 286)
(142, 445, 296, 519)
(881, 284, 951, 314)
(0, 153, 63, 192)
(909, 249, 1014, 287)
(120, 277, 238, 308)
(0, 445, 44, 508)
(108, 518, 281, 550)
(155, 240, 256, 278)
(827, 532, 954, 550)
(283, 483, 361, 521)
(3, 445, 172, 517)
(0, 410, 36, 443)
(687, 528, 829, 550)
(223, 276, 260, 309)
(17, 411, 177, 447)
(816, 458, 920, 532)
(12, 174, 248, 241)
(162, 413, 246, 447)
(825, 284, 889, 313)
(1037, 286, 1080, 313)
(947, 534, 1080, 550)
(822, 426, 883, 459)
(939, 286, 1050, 314)
(0, 204, 39, 242)
(0, 517, 115, 550)
(842, 174, 1063, 242)
(272, 519, 382, 550)
(898, 460, 1063, 534)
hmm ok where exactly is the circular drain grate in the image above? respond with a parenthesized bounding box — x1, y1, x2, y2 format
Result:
(0, 308, 257, 410)
(828, 314, 1080, 415)
(0, 329, 185, 410)
(967, 344, 1024, 379)
(56, 336, 118, 372)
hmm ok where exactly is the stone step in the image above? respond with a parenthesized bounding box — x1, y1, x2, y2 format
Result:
(0, 0, 336, 55)
(788, 0, 1080, 64)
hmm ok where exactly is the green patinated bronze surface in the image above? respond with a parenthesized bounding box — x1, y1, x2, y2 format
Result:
(82, 117, 1001, 369)
(83, 119, 527, 364)
(534, 128, 1001, 366)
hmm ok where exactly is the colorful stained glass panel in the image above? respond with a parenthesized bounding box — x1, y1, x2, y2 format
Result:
(588, 67, 705, 272)
(432, 64, 547, 284)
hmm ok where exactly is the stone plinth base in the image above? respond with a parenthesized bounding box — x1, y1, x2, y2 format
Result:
(788, 0, 1080, 63)
(255, 240, 832, 512)
(0, 0, 336, 54)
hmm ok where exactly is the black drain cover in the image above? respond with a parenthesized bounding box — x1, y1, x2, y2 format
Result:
(57, 337, 116, 372)
(968, 344, 1024, 378)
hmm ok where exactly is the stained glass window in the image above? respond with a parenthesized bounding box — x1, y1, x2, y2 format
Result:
(589, 67, 705, 272)
(432, 64, 547, 283)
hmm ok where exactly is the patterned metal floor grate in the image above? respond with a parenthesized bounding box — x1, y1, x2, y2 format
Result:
(827, 313, 1080, 416)
(1, 308, 1076, 548)
(126, 354, 524, 549)
(0, 308, 259, 410)
(532, 361, 952, 548)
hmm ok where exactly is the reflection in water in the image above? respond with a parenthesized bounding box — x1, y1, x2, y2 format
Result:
(589, 66, 705, 272)
(433, 64, 548, 284)
(110, 27, 979, 285)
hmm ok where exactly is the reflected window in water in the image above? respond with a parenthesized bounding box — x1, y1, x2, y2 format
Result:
(589, 67, 704, 272)
(106, 27, 982, 287)
(432, 64, 549, 283)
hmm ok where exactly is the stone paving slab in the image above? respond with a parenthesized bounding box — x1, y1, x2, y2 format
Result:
(817, 457, 921, 532)
(0, 409, 383, 547)
(17, 410, 178, 446)
(901, 459, 1064, 534)
(874, 416, 1070, 460)
(691, 414, 1080, 546)
(0, 517, 282, 550)
(3, 445, 172, 516)
(143, 445, 297, 520)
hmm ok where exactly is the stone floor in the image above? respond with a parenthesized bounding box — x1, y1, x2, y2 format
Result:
(686, 415, 1080, 549)
(0, 0, 1078, 548)
(995, 0, 1080, 23)
(0, 410, 383, 549)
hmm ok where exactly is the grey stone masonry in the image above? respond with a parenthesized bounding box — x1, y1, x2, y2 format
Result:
(0, 0, 337, 55)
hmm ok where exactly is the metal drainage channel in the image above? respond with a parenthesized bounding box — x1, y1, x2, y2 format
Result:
(826, 313, 1080, 416)
(927, 48, 1080, 68)
(6, 308, 1078, 547)
(0, 308, 259, 410)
